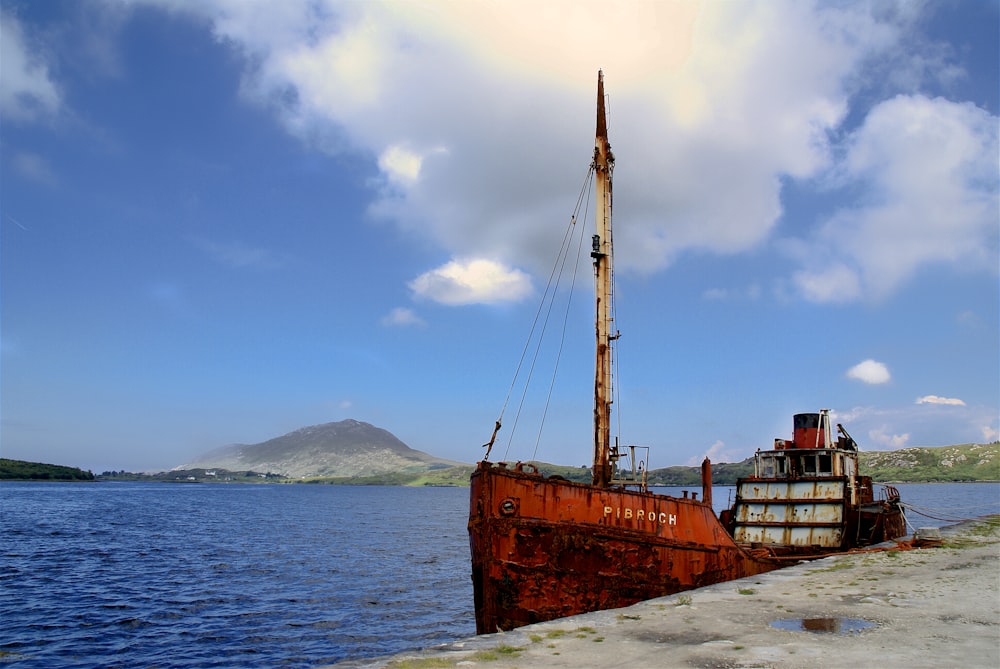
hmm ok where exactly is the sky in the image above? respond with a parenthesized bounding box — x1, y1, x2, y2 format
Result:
(1, 0, 997, 474)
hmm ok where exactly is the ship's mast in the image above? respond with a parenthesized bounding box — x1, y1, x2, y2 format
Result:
(592, 71, 615, 487)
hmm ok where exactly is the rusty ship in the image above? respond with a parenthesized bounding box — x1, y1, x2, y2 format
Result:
(467, 71, 907, 634)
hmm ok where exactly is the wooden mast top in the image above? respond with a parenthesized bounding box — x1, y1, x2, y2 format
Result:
(592, 70, 615, 487)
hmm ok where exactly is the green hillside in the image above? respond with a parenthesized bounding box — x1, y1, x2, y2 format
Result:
(423, 442, 999, 486)
(859, 442, 999, 482)
(0, 459, 95, 481)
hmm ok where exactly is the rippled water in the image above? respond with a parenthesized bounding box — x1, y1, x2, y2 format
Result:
(1, 483, 473, 668)
(2, 480, 996, 667)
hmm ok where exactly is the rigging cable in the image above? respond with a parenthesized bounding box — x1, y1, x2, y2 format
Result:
(491, 165, 597, 462)
(531, 186, 591, 462)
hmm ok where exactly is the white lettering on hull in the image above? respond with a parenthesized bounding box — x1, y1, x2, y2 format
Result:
(603, 506, 677, 525)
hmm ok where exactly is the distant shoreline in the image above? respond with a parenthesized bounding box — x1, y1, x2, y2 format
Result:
(3, 440, 997, 485)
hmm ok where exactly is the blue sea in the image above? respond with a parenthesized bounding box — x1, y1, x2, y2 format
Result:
(1, 481, 997, 668)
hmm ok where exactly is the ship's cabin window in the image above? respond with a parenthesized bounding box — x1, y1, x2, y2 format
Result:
(798, 452, 834, 476)
(757, 454, 788, 478)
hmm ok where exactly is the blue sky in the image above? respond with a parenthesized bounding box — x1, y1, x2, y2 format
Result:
(2, 0, 997, 474)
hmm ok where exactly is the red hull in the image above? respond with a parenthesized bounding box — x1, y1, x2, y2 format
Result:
(468, 462, 782, 633)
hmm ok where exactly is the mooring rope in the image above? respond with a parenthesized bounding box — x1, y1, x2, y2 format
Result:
(898, 501, 988, 524)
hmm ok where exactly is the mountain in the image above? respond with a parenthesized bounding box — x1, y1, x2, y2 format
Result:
(176, 419, 465, 479)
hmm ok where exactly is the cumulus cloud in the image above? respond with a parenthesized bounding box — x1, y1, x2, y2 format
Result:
(119, 1, 995, 302)
(915, 395, 966, 406)
(378, 145, 424, 186)
(868, 426, 910, 449)
(687, 440, 744, 466)
(381, 307, 425, 328)
(409, 258, 532, 306)
(792, 95, 999, 302)
(792, 263, 862, 303)
(0, 9, 62, 122)
(846, 359, 891, 384)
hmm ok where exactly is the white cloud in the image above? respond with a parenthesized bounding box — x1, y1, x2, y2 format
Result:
(687, 440, 745, 466)
(378, 145, 423, 185)
(868, 426, 910, 449)
(792, 95, 998, 302)
(915, 395, 966, 406)
(409, 258, 532, 306)
(792, 264, 861, 303)
(381, 307, 425, 328)
(0, 9, 62, 122)
(122, 1, 995, 301)
(846, 359, 891, 384)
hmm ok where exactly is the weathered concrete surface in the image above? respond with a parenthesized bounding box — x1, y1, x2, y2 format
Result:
(336, 517, 999, 669)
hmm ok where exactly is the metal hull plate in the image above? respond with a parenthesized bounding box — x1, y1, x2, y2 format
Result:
(468, 463, 780, 633)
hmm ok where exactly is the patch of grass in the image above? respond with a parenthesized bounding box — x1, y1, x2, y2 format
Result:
(529, 634, 543, 643)
(593, 636, 605, 642)
(545, 629, 568, 639)
(574, 626, 597, 638)
(942, 519, 1000, 549)
(737, 587, 756, 595)
(674, 594, 692, 606)
(808, 559, 854, 573)
(969, 515, 1000, 536)
(469, 644, 524, 661)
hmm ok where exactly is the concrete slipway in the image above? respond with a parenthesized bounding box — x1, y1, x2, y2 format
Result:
(334, 517, 999, 669)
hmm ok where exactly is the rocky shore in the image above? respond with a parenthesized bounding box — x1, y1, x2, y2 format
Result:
(336, 516, 999, 669)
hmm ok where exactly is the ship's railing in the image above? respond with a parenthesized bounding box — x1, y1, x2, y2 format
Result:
(610, 444, 649, 492)
(878, 484, 901, 503)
